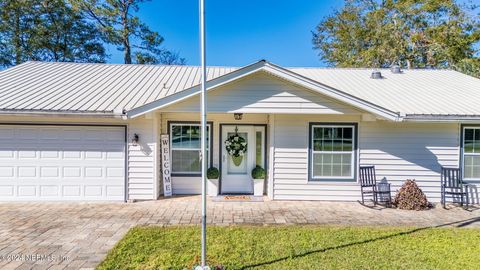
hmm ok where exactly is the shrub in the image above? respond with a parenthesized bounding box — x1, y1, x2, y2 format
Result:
(393, 179, 432, 210)
(207, 167, 219, 179)
(251, 165, 265, 179)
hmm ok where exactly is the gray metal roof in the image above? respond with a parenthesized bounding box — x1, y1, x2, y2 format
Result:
(0, 61, 236, 113)
(290, 67, 480, 116)
(1, 61, 480, 117)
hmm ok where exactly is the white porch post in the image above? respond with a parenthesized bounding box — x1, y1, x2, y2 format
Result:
(268, 114, 275, 199)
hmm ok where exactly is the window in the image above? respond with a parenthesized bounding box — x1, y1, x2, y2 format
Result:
(255, 127, 265, 167)
(170, 123, 211, 175)
(309, 124, 357, 181)
(462, 127, 480, 180)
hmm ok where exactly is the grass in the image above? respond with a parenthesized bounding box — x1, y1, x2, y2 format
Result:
(97, 225, 480, 270)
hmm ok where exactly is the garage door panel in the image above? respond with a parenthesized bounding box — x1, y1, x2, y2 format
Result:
(18, 167, 36, 177)
(40, 185, 59, 196)
(107, 151, 124, 159)
(0, 149, 14, 158)
(85, 185, 102, 196)
(18, 186, 35, 196)
(63, 185, 81, 196)
(63, 149, 82, 159)
(63, 167, 82, 178)
(0, 186, 14, 196)
(40, 167, 59, 177)
(106, 186, 123, 196)
(18, 149, 37, 159)
(0, 167, 14, 177)
(85, 150, 104, 159)
(0, 125, 126, 201)
(40, 150, 60, 159)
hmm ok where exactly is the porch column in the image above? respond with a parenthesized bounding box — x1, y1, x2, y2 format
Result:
(267, 114, 275, 199)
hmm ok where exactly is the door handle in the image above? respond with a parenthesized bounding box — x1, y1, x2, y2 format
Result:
(223, 154, 226, 162)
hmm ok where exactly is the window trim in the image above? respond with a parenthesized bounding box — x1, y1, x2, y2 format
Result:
(460, 125, 480, 181)
(308, 122, 358, 182)
(168, 121, 213, 177)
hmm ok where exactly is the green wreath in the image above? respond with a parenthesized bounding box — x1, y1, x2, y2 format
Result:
(225, 134, 247, 158)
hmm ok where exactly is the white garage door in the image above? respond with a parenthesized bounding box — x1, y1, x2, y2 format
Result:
(0, 125, 126, 201)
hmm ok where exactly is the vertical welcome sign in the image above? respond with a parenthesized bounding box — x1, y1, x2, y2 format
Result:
(161, 134, 172, 197)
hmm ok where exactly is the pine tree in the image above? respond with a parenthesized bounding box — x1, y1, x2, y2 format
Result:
(0, 0, 106, 67)
(71, 0, 185, 65)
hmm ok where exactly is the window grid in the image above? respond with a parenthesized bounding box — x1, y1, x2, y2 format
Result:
(311, 125, 355, 180)
(170, 123, 210, 175)
(463, 127, 480, 180)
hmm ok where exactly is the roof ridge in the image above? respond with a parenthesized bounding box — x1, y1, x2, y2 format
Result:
(287, 66, 457, 72)
(24, 61, 238, 69)
(18, 61, 459, 73)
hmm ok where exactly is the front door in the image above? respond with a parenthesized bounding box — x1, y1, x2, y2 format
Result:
(221, 125, 264, 194)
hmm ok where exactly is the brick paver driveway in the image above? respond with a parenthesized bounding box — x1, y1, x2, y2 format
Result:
(0, 196, 479, 269)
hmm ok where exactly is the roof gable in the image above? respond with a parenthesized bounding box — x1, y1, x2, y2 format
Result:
(159, 71, 363, 115)
(127, 61, 400, 121)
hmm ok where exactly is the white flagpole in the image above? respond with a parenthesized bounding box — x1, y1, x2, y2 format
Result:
(199, 0, 207, 268)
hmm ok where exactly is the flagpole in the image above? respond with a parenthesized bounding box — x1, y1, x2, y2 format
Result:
(199, 0, 207, 268)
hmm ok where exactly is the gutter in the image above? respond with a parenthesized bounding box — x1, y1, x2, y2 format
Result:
(403, 114, 480, 123)
(0, 109, 127, 119)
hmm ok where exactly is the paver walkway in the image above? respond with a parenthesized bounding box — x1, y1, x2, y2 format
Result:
(0, 196, 479, 270)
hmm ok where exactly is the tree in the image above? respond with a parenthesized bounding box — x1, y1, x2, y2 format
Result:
(312, 0, 480, 77)
(36, 0, 106, 63)
(0, 0, 106, 68)
(0, 0, 40, 66)
(72, 0, 185, 65)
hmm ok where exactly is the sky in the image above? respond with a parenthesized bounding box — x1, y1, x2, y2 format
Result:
(107, 0, 344, 67)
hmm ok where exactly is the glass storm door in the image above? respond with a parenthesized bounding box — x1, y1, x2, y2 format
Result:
(221, 125, 257, 194)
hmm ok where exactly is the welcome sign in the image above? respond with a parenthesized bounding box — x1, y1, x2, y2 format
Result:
(161, 134, 172, 197)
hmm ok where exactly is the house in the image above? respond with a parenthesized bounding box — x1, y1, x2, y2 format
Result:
(0, 60, 479, 202)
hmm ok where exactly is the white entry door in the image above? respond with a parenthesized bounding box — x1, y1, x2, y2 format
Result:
(221, 125, 265, 194)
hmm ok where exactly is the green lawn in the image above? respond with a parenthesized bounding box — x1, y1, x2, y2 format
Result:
(98, 225, 480, 270)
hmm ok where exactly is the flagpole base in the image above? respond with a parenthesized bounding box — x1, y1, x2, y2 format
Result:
(194, 266, 211, 270)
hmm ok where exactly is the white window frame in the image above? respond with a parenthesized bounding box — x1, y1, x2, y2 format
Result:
(462, 126, 480, 181)
(169, 122, 211, 176)
(310, 124, 356, 181)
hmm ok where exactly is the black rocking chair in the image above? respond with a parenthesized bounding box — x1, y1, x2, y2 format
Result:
(359, 165, 391, 206)
(441, 167, 469, 209)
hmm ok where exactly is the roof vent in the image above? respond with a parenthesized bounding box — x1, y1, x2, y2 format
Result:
(371, 71, 383, 79)
(391, 65, 402, 74)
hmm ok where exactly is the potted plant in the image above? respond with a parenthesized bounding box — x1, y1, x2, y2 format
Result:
(207, 167, 219, 196)
(251, 165, 265, 196)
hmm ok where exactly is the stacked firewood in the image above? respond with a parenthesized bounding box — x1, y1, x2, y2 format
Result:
(393, 179, 432, 210)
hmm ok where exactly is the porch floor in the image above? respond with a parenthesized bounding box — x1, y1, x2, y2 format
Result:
(154, 195, 480, 227)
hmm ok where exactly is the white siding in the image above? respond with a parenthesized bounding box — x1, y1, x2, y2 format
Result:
(127, 117, 157, 200)
(272, 114, 462, 202)
(160, 112, 268, 195)
(161, 72, 362, 115)
(360, 122, 460, 202)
